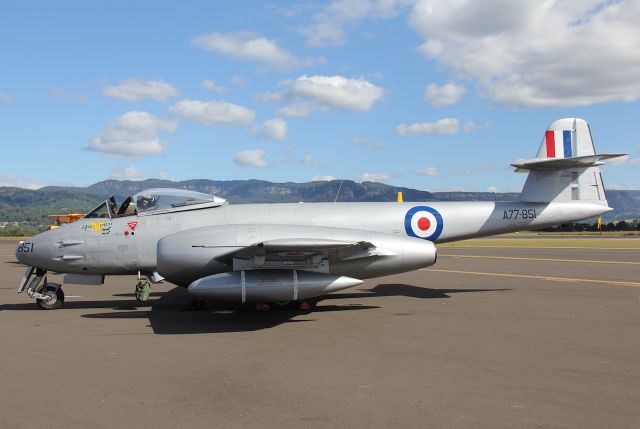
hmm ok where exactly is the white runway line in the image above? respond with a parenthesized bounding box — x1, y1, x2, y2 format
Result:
(421, 268, 640, 287)
(440, 254, 640, 265)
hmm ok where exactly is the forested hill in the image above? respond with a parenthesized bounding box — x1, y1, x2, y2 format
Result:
(1, 179, 638, 224)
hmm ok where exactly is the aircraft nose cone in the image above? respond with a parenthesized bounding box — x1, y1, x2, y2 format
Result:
(15, 234, 52, 268)
(15, 241, 24, 263)
(15, 240, 33, 265)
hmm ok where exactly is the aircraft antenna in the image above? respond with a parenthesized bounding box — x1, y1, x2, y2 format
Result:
(334, 180, 344, 203)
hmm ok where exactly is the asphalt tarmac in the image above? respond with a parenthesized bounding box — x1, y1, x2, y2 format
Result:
(1, 240, 639, 428)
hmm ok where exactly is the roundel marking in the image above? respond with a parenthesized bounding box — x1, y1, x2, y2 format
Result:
(404, 206, 443, 241)
(417, 217, 431, 231)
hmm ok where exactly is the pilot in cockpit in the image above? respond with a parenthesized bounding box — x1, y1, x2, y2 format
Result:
(137, 195, 157, 211)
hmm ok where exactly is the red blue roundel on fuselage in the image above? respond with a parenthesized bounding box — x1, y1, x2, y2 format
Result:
(404, 206, 443, 241)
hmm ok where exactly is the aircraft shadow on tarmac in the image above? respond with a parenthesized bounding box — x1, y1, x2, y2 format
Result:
(327, 283, 509, 300)
(0, 284, 509, 335)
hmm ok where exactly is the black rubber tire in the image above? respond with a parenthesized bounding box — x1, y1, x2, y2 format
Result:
(36, 284, 64, 310)
(188, 298, 206, 311)
(271, 300, 292, 310)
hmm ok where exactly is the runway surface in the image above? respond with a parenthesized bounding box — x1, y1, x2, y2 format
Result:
(1, 240, 639, 428)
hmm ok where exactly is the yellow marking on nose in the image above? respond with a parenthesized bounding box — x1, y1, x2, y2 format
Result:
(89, 222, 105, 232)
(440, 254, 640, 265)
(421, 268, 640, 287)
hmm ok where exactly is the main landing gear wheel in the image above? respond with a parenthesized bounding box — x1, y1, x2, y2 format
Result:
(272, 301, 291, 309)
(259, 301, 315, 311)
(188, 297, 206, 311)
(36, 283, 64, 310)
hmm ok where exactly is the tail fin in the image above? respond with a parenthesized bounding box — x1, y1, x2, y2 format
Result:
(513, 118, 625, 204)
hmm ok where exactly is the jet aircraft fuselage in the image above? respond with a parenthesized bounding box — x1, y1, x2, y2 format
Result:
(14, 118, 625, 309)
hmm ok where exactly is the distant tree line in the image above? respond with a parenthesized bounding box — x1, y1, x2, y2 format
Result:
(0, 225, 47, 237)
(538, 220, 640, 232)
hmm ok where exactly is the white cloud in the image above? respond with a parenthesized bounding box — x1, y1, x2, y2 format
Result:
(487, 186, 498, 193)
(231, 76, 246, 86)
(352, 138, 383, 149)
(0, 92, 13, 104)
(102, 78, 180, 102)
(456, 168, 473, 176)
(396, 118, 459, 136)
(51, 87, 87, 101)
(424, 83, 465, 106)
(268, 75, 384, 115)
(202, 79, 226, 93)
(0, 173, 46, 189)
(298, 154, 321, 167)
(109, 166, 146, 181)
(457, 164, 493, 175)
(256, 90, 284, 103)
(359, 172, 397, 183)
(253, 118, 288, 141)
(234, 149, 270, 168)
(289, 75, 384, 111)
(463, 121, 477, 133)
(312, 175, 335, 181)
(156, 171, 171, 180)
(416, 166, 440, 177)
(192, 31, 323, 71)
(277, 103, 313, 117)
(89, 111, 177, 158)
(410, 0, 640, 107)
(170, 99, 255, 126)
(303, 0, 413, 46)
(268, 3, 316, 18)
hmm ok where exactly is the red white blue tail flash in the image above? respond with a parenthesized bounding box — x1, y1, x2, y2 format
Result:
(404, 206, 443, 241)
(545, 129, 574, 158)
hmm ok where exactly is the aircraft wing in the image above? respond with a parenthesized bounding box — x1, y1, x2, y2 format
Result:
(157, 224, 437, 288)
(257, 238, 360, 250)
(228, 237, 397, 266)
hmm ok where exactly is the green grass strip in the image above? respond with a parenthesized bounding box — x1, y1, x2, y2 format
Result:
(440, 238, 640, 249)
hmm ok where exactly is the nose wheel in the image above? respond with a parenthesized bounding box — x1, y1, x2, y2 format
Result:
(35, 283, 65, 310)
(18, 269, 65, 310)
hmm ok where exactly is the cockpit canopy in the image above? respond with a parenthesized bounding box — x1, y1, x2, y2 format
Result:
(83, 188, 227, 219)
(133, 188, 226, 215)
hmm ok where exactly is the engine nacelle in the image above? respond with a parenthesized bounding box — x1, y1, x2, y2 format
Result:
(157, 224, 437, 286)
(188, 270, 363, 303)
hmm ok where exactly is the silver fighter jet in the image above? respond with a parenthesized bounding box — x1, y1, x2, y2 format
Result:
(15, 118, 625, 310)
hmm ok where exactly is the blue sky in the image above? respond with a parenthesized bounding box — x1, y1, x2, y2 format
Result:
(1, 0, 638, 192)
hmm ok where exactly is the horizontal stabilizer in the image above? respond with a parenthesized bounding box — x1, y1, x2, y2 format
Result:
(512, 153, 626, 172)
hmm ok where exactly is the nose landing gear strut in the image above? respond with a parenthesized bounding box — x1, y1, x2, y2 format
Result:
(17, 266, 65, 310)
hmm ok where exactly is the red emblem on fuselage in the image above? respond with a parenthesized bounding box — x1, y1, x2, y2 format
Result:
(127, 222, 138, 231)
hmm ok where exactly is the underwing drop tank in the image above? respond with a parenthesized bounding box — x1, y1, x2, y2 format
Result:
(187, 270, 362, 303)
